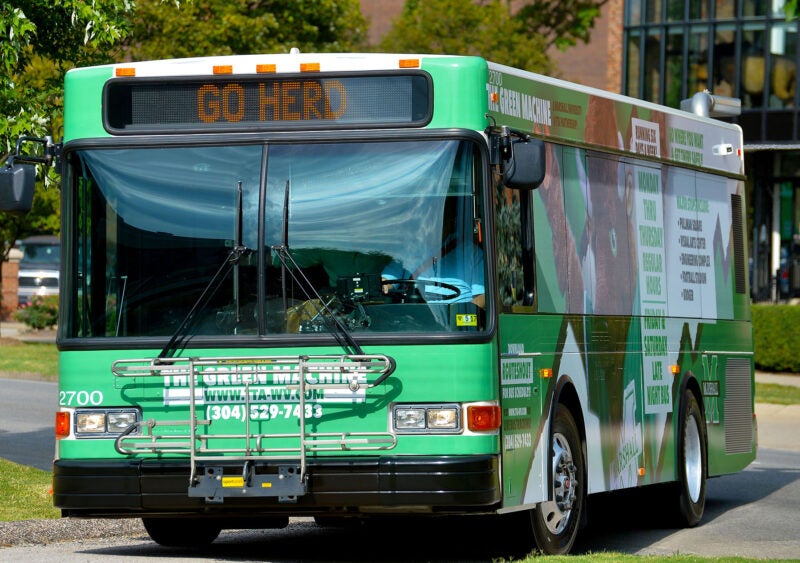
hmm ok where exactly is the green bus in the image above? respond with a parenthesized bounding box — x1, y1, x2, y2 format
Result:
(0, 52, 756, 555)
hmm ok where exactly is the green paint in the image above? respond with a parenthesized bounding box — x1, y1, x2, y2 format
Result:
(421, 56, 488, 130)
(64, 66, 114, 142)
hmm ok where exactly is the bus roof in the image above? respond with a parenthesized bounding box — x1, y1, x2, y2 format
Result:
(64, 52, 744, 176)
(66, 52, 462, 77)
(486, 61, 744, 177)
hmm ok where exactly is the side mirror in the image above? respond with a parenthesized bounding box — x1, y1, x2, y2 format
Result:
(0, 163, 36, 215)
(502, 138, 546, 190)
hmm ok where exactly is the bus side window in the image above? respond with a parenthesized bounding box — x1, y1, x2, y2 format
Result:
(495, 182, 534, 312)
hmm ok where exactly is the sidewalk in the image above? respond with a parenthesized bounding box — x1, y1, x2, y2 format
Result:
(0, 320, 56, 342)
(754, 371, 800, 451)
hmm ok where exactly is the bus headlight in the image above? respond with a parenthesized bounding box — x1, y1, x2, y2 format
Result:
(427, 408, 458, 428)
(393, 403, 460, 433)
(107, 411, 139, 432)
(75, 409, 139, 437)
(75, 412, 105, 433)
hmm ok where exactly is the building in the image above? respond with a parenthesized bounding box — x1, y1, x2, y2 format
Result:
(1, 247, 20, 321)
(623, 0, 800, 301)
(360, 0, 625, 92)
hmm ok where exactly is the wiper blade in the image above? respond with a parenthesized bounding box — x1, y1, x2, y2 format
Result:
(158, 244, 251, 360)
(271, 244, 365, 356)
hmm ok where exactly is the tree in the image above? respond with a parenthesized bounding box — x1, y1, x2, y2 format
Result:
(379, 0, 608, 73)
(515, 0, 608, 52)
(379, 0, 554, 74)
(786, 0, 798, 20)
(125, 0, 368, 61)
(1, 0, 134, 260)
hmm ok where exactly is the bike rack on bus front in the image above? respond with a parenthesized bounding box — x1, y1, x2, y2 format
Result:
(111, 354, 397, 502)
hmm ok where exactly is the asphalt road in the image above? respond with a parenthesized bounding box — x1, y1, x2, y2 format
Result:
(0, 447, 798, 561)
(0, 378, 54, 470)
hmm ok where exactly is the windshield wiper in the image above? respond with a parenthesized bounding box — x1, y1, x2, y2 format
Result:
(158, 244, 251, 360)
(271, 244, 365, 356)
(158, 181, 250, 359)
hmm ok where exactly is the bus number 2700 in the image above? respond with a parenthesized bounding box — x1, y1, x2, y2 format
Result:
(59, 390, 103, 406)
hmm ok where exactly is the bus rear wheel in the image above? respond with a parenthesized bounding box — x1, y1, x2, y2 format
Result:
(674, 389, 707, 527)
(531, 405, 585, 555)
(142, 517, 222, 547)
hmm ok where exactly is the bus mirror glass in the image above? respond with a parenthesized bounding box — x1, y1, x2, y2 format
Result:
(503, 138, 545, 190)
(0, 163, 36, 215)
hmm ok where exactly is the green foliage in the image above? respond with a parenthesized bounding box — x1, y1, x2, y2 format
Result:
(752, 304, 800, 373)
(379, 0, 554, 74)
(13, 294, 58, 330)
(785, 0, 798, 20)
(1, 0, 134, 257)
(0, 458, 59, 521)
(757, 382, 800, 405)
(125, 0, 368, 61)
(516, 0, 608, 51)
(0, 339, 58, 380)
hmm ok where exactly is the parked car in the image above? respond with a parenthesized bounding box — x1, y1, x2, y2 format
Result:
(17, 235, 60, 306)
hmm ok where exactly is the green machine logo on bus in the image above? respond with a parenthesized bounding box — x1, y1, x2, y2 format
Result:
(161, 364, 368, 411)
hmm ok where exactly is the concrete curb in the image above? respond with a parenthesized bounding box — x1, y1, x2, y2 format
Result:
(0, 321, 56, 342)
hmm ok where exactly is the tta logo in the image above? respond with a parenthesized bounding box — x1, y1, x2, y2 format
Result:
(701, 354, 721, 424)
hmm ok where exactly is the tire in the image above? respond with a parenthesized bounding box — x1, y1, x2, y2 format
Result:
(531, 405, 585, 555)
(142, 517, 221, 547)
(674, 389, 707, 527)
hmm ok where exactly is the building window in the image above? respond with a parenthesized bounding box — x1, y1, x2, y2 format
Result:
(624, 0, 799, 142)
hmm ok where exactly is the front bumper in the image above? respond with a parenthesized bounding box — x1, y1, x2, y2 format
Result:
(53, 455, 501, 517)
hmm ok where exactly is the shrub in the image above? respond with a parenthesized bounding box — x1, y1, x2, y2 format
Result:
(752, 303, 800, 373)
(13, 294, 59, 330)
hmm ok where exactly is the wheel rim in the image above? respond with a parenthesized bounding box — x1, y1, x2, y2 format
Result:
(542, 431, 578, 535)
(684, 414, 702, 502)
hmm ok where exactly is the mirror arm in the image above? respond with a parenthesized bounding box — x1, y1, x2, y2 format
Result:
(487, 122, 532, 167)
(9, 136, 60, 167)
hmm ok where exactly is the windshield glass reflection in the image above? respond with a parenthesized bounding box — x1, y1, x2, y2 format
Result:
(65, 139, 486, 338)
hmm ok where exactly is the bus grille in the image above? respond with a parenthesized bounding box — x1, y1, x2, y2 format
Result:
(724, 357, 753, 454)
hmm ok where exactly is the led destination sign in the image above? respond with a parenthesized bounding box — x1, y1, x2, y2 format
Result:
(104, 73, 432, 133)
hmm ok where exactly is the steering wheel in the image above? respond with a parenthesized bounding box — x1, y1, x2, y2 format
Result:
(385, 278, 462, 302)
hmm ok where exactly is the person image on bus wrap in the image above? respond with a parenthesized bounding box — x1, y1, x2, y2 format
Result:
(382, 202, 485, 308)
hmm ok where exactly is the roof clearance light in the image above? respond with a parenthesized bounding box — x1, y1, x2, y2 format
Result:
(300, 62, 321, 72)
(467, 405, 501, 432)
(115, 67, 136, 77)
(491, 92, 499, 103)
(256, 63, 277, 74)
(540, 368, 554, 379)
(213, 65, 233, 75)
(399, 59, 420, 68)
(670, 364, 681, 375)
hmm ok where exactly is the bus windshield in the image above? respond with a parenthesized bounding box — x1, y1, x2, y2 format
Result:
(64, 138, 487, 338)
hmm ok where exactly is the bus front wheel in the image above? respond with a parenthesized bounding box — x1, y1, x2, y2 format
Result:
(531, 405, 585, 555)
(142, 517, 222, 547)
